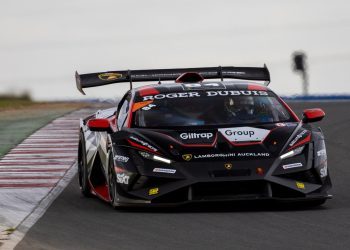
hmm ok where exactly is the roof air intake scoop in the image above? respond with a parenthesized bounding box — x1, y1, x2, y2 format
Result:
(175, 72, 204, 83)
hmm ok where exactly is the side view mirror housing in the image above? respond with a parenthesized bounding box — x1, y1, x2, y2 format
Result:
(87, 118, 113, 133)
(302, 108, 325, 123)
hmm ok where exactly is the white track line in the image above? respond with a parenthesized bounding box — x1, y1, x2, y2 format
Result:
(0, 109, 93, 249)
(1, 164, 78, 250)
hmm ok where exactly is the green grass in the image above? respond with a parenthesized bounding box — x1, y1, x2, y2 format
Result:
(0, 94, 33, 109)
(0, 102, 87, 157)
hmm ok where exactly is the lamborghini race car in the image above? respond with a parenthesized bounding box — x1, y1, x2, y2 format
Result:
(75, 66, 332, 207)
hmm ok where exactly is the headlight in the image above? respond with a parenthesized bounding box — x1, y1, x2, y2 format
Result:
(139, 151, 172, 164)
(280, 146, 305, 160)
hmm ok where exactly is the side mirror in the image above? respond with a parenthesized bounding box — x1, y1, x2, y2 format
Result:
(302, 108, 325, 123)
(87, 118, 113, 133)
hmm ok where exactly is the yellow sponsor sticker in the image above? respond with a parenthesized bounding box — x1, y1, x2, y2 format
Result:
(98, 72, 123, 81)
(296, 182, 305, 189)
(149, 188, 159, 195)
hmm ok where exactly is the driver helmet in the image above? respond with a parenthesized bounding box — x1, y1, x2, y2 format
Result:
(239, 96, 255, 115)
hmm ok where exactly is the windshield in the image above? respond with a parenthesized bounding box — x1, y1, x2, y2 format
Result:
(132, 92, 294, 128)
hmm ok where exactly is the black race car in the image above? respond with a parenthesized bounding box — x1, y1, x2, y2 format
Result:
(75, 66, 331, 207)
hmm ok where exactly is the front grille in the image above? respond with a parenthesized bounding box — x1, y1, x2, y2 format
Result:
(192, 181, 267, 201)
(152, 187, 188, 203)
(131, 176, 177, 191)
(211, 169, 251, 177)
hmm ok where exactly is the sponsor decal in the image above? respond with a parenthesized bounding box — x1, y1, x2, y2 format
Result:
(132, 100, 154, 112)
(116, 173, 130, 185)
(205, 90, 268, 97)
(98, 72, 123, 81)
(219, 127, 270, 142)
(320, 162, 328, 178)
(182, 154, 193, 161)
(153, 168, 176, 174)
(180, 132, 213, 140)
(182, 82, 226, 90)
(143, 92, 200, 101)
(296, 182, 305, 189)
(149, 187, 159, 195)
(317, 149, 327, 157)
(236, 152, 270, 157)
(276, 123, 295, 127)
(142, 103, 156, 111)
(142, 90, 269, 101)
(129, 136, 158, 152)
(193, 152, 270, 159)
(282, 162, 303, 170)
(114, 155, 129, 163)
(289, 130, 308, 147)
(224, 163, 233, 170)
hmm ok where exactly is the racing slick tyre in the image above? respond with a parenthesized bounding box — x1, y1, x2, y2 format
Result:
(108, 154, 118, 208)
(78, 132, 92, 197)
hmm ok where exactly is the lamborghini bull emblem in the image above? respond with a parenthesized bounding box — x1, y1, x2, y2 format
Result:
(182, 154, 192, 161)
(224, 163, 233, 170)
(98, 72, 123, 81)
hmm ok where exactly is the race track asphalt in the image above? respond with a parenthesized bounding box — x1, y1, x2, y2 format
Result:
(16, 101, 350, 250)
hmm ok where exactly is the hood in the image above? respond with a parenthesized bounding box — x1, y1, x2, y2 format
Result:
(119, 123, 299, 162)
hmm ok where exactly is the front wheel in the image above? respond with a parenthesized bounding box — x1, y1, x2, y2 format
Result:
(108, 154, 118, 207)
(78, 132, 92, 197)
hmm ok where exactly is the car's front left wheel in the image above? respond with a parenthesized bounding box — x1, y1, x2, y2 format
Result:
(108, 154, 118, 207)
(78, 132, 92, 197)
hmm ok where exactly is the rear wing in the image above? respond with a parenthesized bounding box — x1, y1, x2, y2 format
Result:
(75, 65, 270, 95)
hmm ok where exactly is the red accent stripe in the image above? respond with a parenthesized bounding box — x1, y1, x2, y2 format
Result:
(39, 129, 78, 131)
(23, 141, 78, 144)
(137, 86, 160, 96)
(288, 133, 311, 151)
(9, 150, 76, 154)
(247, 84, 267, 91)
(0, 183, 56, 188)
(11, 148, 77, 152)
(0, 176, 61, 180)
(35, 132, 77, 134)
(0, 168, 67, 172)
(2, 158, 75, 162)
(31, 137, 77, 139)
(16, 145, 76, 149)
(3, 155, 75, 159)
(93, 185, 111, 202)
(0, 162, 70, 166)
(43, 127, 77, 129)
(126, 139, 160, 154)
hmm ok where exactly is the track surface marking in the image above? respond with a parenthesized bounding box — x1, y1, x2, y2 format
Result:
(0, 109, 92, 248)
